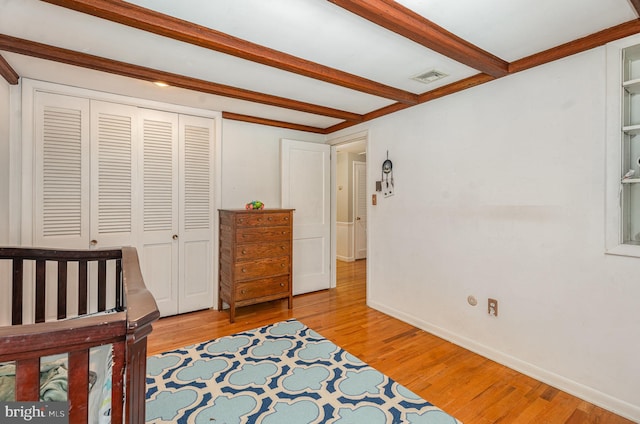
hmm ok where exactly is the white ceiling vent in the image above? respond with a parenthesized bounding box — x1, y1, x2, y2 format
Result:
(412, 69, 448, 84)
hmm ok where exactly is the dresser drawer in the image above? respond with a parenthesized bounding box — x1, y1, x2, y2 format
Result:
(235, 276, 289, 301)
(236, 226, 291, 243)
(236, 241, 290, 260)
(235, 212, 291, 227)
(234, 256, 289, 280)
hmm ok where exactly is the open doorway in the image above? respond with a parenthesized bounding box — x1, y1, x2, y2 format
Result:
(335, 142, 367, 262)
(333, 137, 367, 295)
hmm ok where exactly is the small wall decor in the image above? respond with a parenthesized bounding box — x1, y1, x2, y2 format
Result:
(381, 151, 394, 197)
(245, 200, 265, 210)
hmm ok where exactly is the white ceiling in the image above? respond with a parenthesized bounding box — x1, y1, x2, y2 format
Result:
(0, 0, 638, 132)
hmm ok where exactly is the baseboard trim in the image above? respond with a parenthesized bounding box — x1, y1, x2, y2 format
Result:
(367, 300, 640, 422)
(336, 255, 354, 262)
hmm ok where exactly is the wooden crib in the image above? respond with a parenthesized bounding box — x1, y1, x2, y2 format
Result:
(0, 246, 159, 424)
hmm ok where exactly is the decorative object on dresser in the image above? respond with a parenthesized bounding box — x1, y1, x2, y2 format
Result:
(218, 209, 294, 323)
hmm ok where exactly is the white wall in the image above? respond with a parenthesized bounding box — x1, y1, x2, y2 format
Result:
(332, 47, 640, 420)
(0, 79, 10, 244)
(220, 119, 325, 209)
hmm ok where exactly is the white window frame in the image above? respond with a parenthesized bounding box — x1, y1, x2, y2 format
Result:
(606, 33, 640, 257)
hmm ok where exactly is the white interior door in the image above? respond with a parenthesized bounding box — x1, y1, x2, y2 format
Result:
(354, 161, 367, 260)
(140, 109, 180, 317)
(177, 114, 214, 313)
(34, 92, 90, 249)
(90, 101, 138, 249)
(281, 139, 331, 295)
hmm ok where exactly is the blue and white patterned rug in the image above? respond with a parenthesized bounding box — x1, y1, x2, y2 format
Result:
(145, 319, 460, 423)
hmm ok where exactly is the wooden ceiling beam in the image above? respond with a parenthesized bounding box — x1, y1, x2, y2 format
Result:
(510, 19, 640, 74)
(0, 54, 19, 85)
(222, 112, 327, 134)
(0, 34, 362, 122)
(328, 0, 509, 78)
(418, 73, 495, 103)
(40, 0, 418, 105)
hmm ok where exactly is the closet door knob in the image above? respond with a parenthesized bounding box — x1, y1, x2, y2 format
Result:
(173, 234, 179, 240)
(90, 239, 97, 246)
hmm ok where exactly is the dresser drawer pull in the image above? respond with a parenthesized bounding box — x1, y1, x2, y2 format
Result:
(268, 216, 273, 221)
(282, 231, 287, 234)
(280, 283, 285, 287)
(280, 263, 285, 267)
(241, 290, 246, 294)
(241, 249, 247, 254)
(238, 218, 244, 223)
(241, 268, 247, 273)
(280, 246, 285, 250)
(258, 217, 263, 221)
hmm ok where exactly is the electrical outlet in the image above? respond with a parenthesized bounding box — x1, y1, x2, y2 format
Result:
(488, 298, 498, 317)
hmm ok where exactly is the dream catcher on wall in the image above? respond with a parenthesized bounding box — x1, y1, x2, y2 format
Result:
(381, 151, 394, 197)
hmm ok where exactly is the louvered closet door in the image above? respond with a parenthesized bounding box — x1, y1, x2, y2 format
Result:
(34, 92, 90, 248)
(33, 93, 90, 321)
(90, 101, 138, 249)
(140, 109, 180, 316)
(178, 115, 214, 313)
(33, 95, 134, 318)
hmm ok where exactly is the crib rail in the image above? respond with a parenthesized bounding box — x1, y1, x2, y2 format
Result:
(0, 247, 124, 325)
(0, 246, 159, 424)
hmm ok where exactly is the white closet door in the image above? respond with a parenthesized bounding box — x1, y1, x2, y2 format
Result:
(140, 109, 179, 317)
(178, 115, 214, 313)
(34, 92, 90, 248)
(90, 101, 138, 249)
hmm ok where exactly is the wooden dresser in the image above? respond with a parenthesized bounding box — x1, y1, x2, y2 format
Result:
(218, 209, 294, 322)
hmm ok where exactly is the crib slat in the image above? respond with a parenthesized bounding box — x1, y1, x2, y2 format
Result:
(15, 358, 40, 401)
(78, 260, 88, 315)
(68, 350, 89, 424)
(116, 258, 122, 310)
(112, 341, 125, 424)
(35, 260, 46, 323)
(58, 261, 68, 319)
(98, 260, 106, 312)
(12, 259, 23, 325)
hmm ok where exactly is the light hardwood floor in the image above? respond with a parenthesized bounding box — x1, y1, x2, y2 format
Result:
(147, 260, 633, 424)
